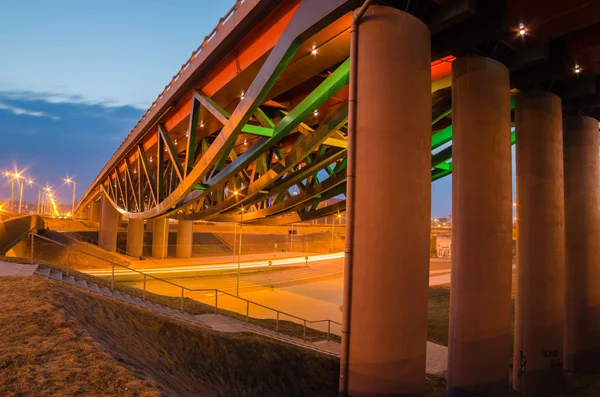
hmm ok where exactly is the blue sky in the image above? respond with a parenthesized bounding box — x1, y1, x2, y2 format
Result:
(0, 0, 456, 216)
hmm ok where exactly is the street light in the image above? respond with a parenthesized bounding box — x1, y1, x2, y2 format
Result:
(236, 206, 245, 296)
(330, 212, 343, 252)
(63, 176, 76, 218)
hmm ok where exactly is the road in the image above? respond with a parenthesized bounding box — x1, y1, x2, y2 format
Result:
(89, 254, 454, 334)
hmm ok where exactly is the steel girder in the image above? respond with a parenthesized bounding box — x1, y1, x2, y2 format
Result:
(98, 0, 354, 221)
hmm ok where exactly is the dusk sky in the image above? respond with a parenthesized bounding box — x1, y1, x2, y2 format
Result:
(1, 0, 462, 217)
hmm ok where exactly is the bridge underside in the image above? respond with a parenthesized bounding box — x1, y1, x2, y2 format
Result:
(73, 0, 600, 396)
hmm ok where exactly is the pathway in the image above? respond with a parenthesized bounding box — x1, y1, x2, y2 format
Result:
(0, 261, 37, 277)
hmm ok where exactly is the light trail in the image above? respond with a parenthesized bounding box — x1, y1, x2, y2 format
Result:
(88, 252, 345, 277)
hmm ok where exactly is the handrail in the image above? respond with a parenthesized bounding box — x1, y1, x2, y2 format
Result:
(30, 232, 341, 341)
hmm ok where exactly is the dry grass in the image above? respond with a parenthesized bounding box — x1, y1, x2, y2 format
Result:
(0, 276, 340, 396)
(0, 276, 160, 396)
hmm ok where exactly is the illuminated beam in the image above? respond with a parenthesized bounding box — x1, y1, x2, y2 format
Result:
(158, 124, 185, 182)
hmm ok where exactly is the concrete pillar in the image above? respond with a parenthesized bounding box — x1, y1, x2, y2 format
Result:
(98, 196, 119, 252)
(126, 218, 144, 258)
(176, 220, 193, 258)
(152, 217, 168, 259)
(89, 198, 101, 223)
(563, 115, 600, 372)
(344, 6, 431, 396)
(513, 91, 565, 394)
(447, 57, 512, 396)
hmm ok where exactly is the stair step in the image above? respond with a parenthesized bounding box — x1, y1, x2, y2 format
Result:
(99, 287, 112, 297)
(87, 284, 101, 293)
(49, 271, 63, 281)
(63, 276, 75, 285)
(37, 268, 51, 277)
(156, 306, 171, 315)
(133, 297, 146, 307)
(143, 301, 157, 310)
(111, 291, 123, 300)
(121, 294, 135, 303)
(75, 279, 87, 288)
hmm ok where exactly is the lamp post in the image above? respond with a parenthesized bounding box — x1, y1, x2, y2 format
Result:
(64, 176, 76, 218)
(330, 213, 343, 252)
(236, 206, 244, 296)
(18, 178, 34, 214)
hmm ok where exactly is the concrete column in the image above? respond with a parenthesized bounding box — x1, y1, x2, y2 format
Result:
(126, 218, 144, 258)
(563, 115, 600, 372)
(98, 196, 119, 252)
(447, 56, 512, 396)
(344, 6, 431, 396)
(513, 91, 565, 394)
(89, 198, 101, 222)
(176, 220, 193, 258)
(152, 217, 168, 259)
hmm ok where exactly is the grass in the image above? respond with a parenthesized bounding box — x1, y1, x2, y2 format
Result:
(0, 276, 341, 396)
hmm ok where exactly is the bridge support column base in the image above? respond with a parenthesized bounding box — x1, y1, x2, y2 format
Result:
(126, 219, 144, 258)
(563, 115, 600, 373)
(343, 6, 431, 396)
(151, 217, 168, 259)
(447, 56, 512, 396)
(89, 198, 101, 223)
(513, 91, 565, 394)
(98, 196, 118, 252)
(176, 220, 193, 258)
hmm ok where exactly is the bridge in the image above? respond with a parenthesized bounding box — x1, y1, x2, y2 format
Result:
(72, 0, 600, 396)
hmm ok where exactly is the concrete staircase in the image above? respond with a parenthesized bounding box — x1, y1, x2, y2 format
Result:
(35, 266, 340, 357)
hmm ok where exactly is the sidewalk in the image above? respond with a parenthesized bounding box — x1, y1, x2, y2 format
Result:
(0, 261, 37, 277)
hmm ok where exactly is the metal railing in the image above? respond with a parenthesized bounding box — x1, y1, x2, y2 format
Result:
(29, 233, 341, 341)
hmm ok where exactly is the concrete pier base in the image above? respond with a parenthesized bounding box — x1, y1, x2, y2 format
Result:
(343, 6, 432, 396)
(176, 220, 193, 258)
(152, 217, 168, 259)
(513, 91, 564, 394)
(98, 196, 118, 252)
(563, 115, 600, 372)
(89, 198, 101, 223)
(126, 219, 144, 258)
(447, 56, 512, 396)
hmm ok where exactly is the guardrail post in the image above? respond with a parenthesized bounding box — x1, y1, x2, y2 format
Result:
(303, 320, 307, 340)
(214, 290, 218, 315)
(66, 247, 71, 276)
(180, 287, 184, 312)
(111, 263, 115, 291)
(276, 312, 279, 333)
(246, 301, 249, 323)
(143, 274, 147, 300)
(30, 234, 34, 264)
(327, 320, 331, 342)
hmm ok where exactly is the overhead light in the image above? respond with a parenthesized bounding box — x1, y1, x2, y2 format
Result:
(174, 139, 178, 146)
(200, 121, 204, 128)
(311, 48, 318, 55)
(574, 64, 582, 74)
(244, 139, 247, 145)
(518, 23, 526, 36)
(313, 110, 318, 117)
(241, 91, 245, 99)
(185, 131, 189, 137)
(150, 156, 153, 163)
